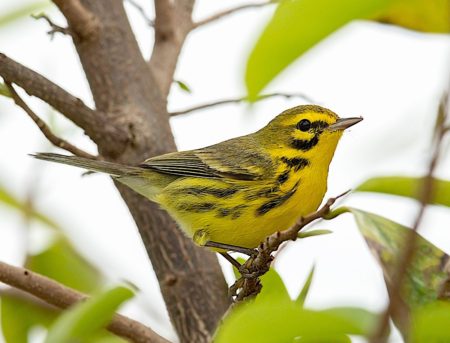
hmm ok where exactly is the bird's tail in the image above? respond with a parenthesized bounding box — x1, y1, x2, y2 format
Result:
(32, 153, 142, 177)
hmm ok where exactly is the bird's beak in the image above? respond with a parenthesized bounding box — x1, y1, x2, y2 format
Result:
(327, 117, 363, 131)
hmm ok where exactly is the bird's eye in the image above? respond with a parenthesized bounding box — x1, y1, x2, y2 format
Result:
(296, 119, 311, 132)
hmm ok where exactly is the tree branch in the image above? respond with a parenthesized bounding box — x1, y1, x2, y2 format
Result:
(149, 0, 195, 100)
(192, 1, 277, 29)
(5, 82, 95, 159)
(370, 91, 450, 342)
(169, 92, 315, 116)
(0, 260, 170, 343)
(54, 1, 230, 342)
(32, 13, 72, 39)
(231, 190, 350, 302)
(0, 53, 125, 147)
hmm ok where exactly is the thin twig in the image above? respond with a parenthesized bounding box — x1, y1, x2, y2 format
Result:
(125, 0, 154, 26)
(192, 1, 277, 29)
(0, 260, 170, 343)
(5, 82, 96, 159)
(32, 13, 71, 39)
(231, 190, 350, 302)
(370, 92, 450, 342)
(170, 92, 315, 116)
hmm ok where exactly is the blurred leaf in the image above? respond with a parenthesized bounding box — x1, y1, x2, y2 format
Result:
(0, 1, 51, 28)
(232, 256, 246, 280)
(0, 82, 11, 98)
(26, 237, 103, 293)
(1, 291, 57, 343)
(348, 208, 449, 308)
(0, 183, 59, 229)
(174, 80, 192, 93)
(298, 229, 333, 239)
(45, 286, 134, 343)
(246, 0, 449, 98)
(215, 300, 373, 343)
(411, 301, 450, 342)
(356, 176, 450, 207)
(374, 0, 450, 33)
(322, 307, 379, 337)
(245, 0, 394, 98)
(296, 265, 315, 306)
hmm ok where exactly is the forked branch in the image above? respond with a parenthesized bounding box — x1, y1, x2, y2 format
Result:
(231, 190, 350, 302)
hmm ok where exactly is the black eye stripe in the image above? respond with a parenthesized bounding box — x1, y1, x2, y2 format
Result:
(296, 120, 329, 131)
(310, 120, 329, 130)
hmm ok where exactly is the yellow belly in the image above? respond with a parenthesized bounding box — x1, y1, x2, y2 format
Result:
(156, 168, 328, 249)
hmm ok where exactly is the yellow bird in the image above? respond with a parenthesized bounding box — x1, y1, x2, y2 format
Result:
(33, 105, 361, 258)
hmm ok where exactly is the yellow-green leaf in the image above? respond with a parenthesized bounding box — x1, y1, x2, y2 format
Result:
(348, 208, 449, 307)
(295, 265, 315, 306)
(245, 0, 394, 99)
(411, 301, 450, 342)
(45, 286, 134, 343)
(355, 176, 450, 207)
(373, 0, 450, 33)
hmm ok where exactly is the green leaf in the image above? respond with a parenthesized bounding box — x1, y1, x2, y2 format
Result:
(45, 286, 134, 343)
(298, 229, 333, 239)
(322, 307, 379, 337)
(373, 0, 450, 33)
(0, 1, 51, 28)
(174, 80, 192, 93)
(296, 265, 315, 306)
(348, 208, 449, 308)
(356, 176, 450, 207)
(245, 0, 394, 99)
(26, 237, 103, 293)
(0, 183, 59, 229)
(411, 301, 450, 342)
(215, 300, 372, 343)
(1, 292, 57, 343)
(0, 82, 11, 98)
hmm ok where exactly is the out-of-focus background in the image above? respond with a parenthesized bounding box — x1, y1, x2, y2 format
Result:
(0, 1, 449, 342)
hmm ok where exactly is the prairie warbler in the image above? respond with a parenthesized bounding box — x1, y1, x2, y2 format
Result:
(34, 105, 361, 254)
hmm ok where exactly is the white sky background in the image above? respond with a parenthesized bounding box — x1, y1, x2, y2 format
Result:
(0, 1, 450, 342)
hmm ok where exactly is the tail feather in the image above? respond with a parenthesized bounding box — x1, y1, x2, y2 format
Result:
(31, 153, 142, 177)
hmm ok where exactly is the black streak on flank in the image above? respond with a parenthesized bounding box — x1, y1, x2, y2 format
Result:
(256, 182, 299, 216)
(178, 202, 216, 213)
(280, 157, 309, 171)
(180, 186, 239, 198)
(291, 135, 319, 151)
(277, 170, 290, 184)
(244, 186, 279, 201)
(216, 204, 249, 219)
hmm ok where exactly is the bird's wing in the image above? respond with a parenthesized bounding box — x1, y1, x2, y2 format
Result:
(140, 136, 274, 181)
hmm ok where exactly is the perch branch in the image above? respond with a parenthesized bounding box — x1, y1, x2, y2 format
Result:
(170, 92, 314, 116)
(370, 92, 450, 342)
(0, 260, 170, 343)
(5, 82, 95, 159)
(231, 190, 350, 302)
(192, 1, 277, 29)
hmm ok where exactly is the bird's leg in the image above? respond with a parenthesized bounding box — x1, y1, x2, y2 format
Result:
(204, 240, 257, 256)
(219, 252, 242, 269)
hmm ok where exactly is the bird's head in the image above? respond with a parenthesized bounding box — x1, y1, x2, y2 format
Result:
(258, 105, 362, 164)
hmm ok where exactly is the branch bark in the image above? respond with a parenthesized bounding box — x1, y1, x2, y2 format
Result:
(149, 0, 195, 100)
(51, 1, 230, 342)
(0, 260, 170, 343)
